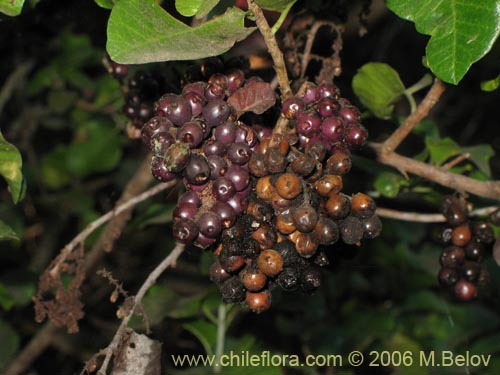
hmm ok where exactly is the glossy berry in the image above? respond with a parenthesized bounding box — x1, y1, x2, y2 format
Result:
(294, 232, 319, 258)
(172, 218, 199, 244)
(211, 201, 237, 229)
(240, 266, 267, 291)
(314, 174, 342, 197)
(325, 194, 351, 219)
(360, 215, 382, 239)
(451, 225, 471, 247)
(209, 261, 231, 284)
(351, 193, 376, 219)
(282, 97, 305, 119)
(296, 111, 321, 137)
(257, 249, 284, 277)
(177, 121, 204, 148)
(245, 290, 271, 313)
(313, 217, 339, 245)
(344, 125, 368, 149)
(275, 173, 302, 200)
(155, 94, 192, 126)
(472, 222, 494, 244)
(202, 99, 230, 127)
(212, 177, 236, 201)
(321, 117, 344, 143)
(292, 204, 318, 233)
(197, 211, 222, 238)
(184, 154, 211, 185)
(326, 151, 352, 175)
(454, 279, 477, 302)
(151, 156, 177, 182)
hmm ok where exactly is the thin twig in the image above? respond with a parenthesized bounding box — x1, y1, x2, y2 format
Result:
(97, 242, 186, 375)
(247, 0, 292, 100)
(0, 60, 34, 115)
(376, 207, 445, 222)
(49, 179, 176, 277)
(376, 205, 499, 223)
(382, 78, 446, 154)
(442, 153, 470, 170)
(4, 155, 163, 375)
(375, 149, 500, 200)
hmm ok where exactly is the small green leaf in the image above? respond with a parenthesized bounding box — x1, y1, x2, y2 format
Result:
(107, 0, 254, 64)
(481, 73, 500, 92)
(386, 0, 500, 84)
(0, 284, 15, 310)
(374, 172, 405, 198)
(95, 0, 116, 9)
(175, 0, 204, 17)
(255, 0, 297, 12)
(0, 132, 25, 203)
(461, 144, 494, 178)
(0, 221, 18, 242)
(425, 136, 461, 165)
(412, 118, 440, 141)
(0, 0, 25, 16)
(183, 320, 217, 356)
(352, 63, 406, 119)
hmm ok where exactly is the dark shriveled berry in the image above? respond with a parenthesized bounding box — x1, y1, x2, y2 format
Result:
(339, 216, 364, 245)
(300, 267, 321, 293)
(221, 277, 246, 304)
(277, 267, 299, 291)
(209, 261, 231, 284)
(361, 215, 382, 239)
(438, 268, 458, 287)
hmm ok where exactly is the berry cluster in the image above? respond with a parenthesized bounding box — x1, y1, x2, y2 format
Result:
(141, 68, 258, 248)
(438, 195, 493, 301)
(140, 66, 381, 312)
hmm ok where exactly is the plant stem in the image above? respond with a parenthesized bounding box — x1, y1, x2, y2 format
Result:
(247, 0, 292, 100)
(213, 304, 227, 374)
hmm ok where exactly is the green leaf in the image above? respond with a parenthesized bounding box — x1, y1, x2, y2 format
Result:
(66, 121, 123, 177)
(255, 0, 297, 12)
(0, 284, 15, 310)
(95, 0, 116, 9)
(175, 0, 204, 17)
(0, 0, 25, 16)
(352, 63, 406, 119)
(461, 144, 494, 177)
(481, 73, 500, 92)
(0, 221, 18, 242)
(107, 0, 254, 64)
(0, 132, 25, 203)
(0, 319, 19, 369)
(194, 0, 219, 19)
(386, 0, 500, 85)
(374, 172, 406, 198)
(425, 136, 461, 165)
(183, 320, 217, 356)
(412, 118, 440, 141)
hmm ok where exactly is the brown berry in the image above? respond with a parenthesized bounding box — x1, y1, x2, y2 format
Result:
(248, 153, 268, 177)
(451, 224, 471, 247)
(292, 204, 319, 233)
(351, 193, 376, 219)
(209, 261, 231, 284)
(265, 148, 287, 173)
(240, 266, 267, 291)
(314, 174, 343, 197)
(295, 232, 319, 258)
(326, 152, 352, 175)
(291, 154, 316, 176)
(245, 290, 271, 313)
(454, 279, 477, 302)
(251, 224, 277, 250)
(440, 246, 465, 268)
(268, 133, 289, 155)
(312, 217, 339, 245)
(257, 249, 284, 277)
(255, 176, 275, 202)
(276, 210, 297, 235)
(275, 173, 302, 200)
(325, 193, 351, 219)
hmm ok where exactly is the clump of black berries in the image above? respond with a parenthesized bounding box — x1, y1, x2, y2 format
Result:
(438, 194, 494, 301)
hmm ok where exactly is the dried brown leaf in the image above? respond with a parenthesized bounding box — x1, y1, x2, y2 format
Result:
(227, 81, 276, 115)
